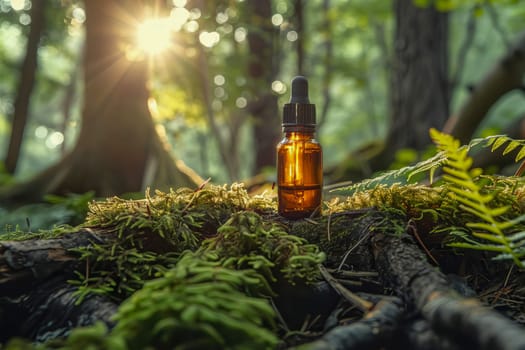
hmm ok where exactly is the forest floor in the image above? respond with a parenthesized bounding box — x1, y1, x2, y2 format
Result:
(1, 181, 525, 349)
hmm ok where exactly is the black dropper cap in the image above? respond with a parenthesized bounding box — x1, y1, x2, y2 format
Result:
(282, 76, 316, 128)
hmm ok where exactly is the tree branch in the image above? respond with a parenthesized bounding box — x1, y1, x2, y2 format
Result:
(445, 31, 525, 144)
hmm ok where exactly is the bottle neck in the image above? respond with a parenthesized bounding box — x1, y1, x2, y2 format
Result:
(282, 125, 316, 134)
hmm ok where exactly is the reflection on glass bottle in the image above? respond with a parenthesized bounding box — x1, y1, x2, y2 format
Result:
(277, 76, 323, 219)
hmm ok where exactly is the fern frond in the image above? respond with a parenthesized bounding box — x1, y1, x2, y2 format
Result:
(430, 128, 525, 269)
(471, 134, 525, 162)
(335, 132, 525, 195)
(331, 151, 447, 195)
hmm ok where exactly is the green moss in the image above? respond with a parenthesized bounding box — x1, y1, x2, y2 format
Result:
(68, 184, 277, 302)
(0, 224, 77, 241)
(201, 211, 325, 285)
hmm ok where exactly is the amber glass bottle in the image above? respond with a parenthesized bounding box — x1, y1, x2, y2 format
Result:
(277, 76, 323, 218)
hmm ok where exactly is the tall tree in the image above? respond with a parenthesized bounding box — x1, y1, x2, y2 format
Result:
(1, 0, 200, 203)
(246, 0, 280, 174)
(4, 0, 46, 175)
(382, 0, 449, 163)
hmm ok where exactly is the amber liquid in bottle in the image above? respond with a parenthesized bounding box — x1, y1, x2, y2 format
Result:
(277, 129, 323, 218)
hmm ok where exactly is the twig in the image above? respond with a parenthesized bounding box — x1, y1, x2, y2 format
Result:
(269, 297, 290, 333)
(326, 269, 378, 278)
(182, 177, 211, 212)
(407, 219, 439, 266)
(319, 265, 373, 313)
(337, 231, 371, 272)
(503, 264, 514, 288)
(326, 212, 332, 242)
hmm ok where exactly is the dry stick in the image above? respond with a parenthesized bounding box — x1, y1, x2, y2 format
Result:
(293, 298, 404, 350)
(319, 265, 373, 313)
(336, 231, 371, 272)
(407, 219, 439, 266)
(182, 177, 212, 212)
(372, 230, 525, 350)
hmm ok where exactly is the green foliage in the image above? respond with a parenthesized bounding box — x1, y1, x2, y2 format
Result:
(430, 129, 525, 268)
(327, 130, 525, 267)
(413, 0, 521, 12)
(44, 192, 95, 224)
(471, 134, 525, 163)
(0, 224, 75, 241)
(201, 211, 325, 285)
(331, 149, 447, 195)
(334, 133, 525, 196)
(5, 250, 281, 349)
(112, 252, 278, 350)
(70, 184, 276, 301)
(0, 192, 93, 236)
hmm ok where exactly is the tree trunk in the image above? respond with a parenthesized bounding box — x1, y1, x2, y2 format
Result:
(0, 0, 201, 204)
(4, 0, 46, 175)
(382, 0, 449, 164)
(246, 0, 280, 174)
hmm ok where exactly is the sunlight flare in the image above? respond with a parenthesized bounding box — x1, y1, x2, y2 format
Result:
(136, 18, 173, 55)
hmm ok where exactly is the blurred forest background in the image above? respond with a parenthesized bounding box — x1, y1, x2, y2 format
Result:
(0, 0, 524, 228)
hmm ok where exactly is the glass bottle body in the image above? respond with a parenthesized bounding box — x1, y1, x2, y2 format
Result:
(277, 129, 323, 218)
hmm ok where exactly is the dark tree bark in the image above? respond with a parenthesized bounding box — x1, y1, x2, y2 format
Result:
(0, 229, 117, 341)
(372, 230, 525, 350)
(246, 0, 280, 174)
(4, 0, 46, 175)
(382, 0, 449, 164)
(0, 0, 201, 204)
(296, 299, 404, 350)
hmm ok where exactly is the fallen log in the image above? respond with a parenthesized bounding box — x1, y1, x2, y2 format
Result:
(0, 229, 107, 297)
(1, 280, 117, 342)
(0, 229, 117, 342)
(1, 205, 524, 349)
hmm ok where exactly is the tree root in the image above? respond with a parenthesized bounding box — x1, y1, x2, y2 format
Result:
(372, 228, 525, 350)
(294, 299, 404, 350)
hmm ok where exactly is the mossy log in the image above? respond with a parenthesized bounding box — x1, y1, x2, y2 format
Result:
(1, 184, 525, 349)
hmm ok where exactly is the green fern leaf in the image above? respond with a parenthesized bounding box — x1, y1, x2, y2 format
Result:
(467, 222, 501, 235)
(515, 147, 525, 162)
(491, 137, 508, 152)
(430, 128, 525, 269)
(488, 206, 510, 217)
(472, 232, 506, 244)
(503, 140, 521, 155)
(507, 231, 525, 242)
(448, 242, 507, 253)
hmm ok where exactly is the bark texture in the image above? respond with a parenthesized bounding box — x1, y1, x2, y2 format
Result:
(4, 0, 46, 175)
(386, 0, 449, 156)
(246, 0, 280, 174)
(372, 230, 525, 350)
